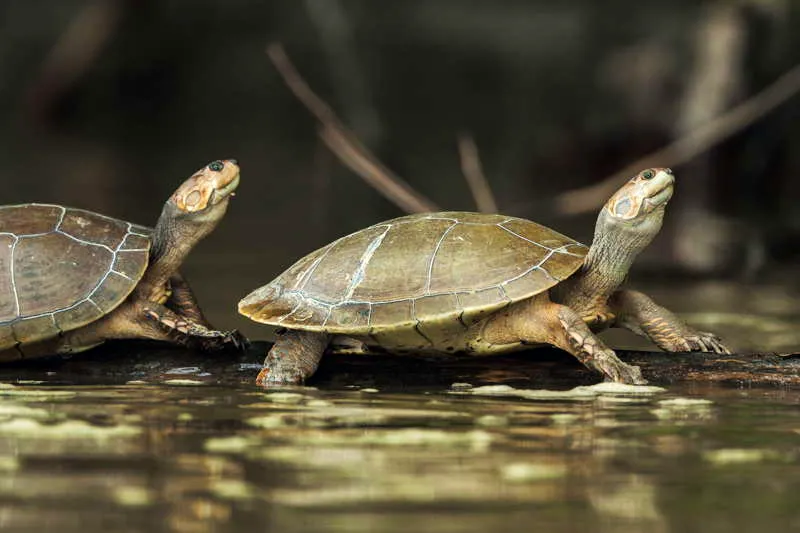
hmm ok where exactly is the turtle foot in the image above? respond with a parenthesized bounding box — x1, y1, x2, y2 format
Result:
(143, 305, 249, 352)
(670, 331, 731, 355)
(255, 363, 305, 387)
(196, 329, 250, 353)
(593, 349, 648, 385)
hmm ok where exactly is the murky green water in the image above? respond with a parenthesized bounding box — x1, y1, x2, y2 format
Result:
(0, 359, 798, 532)
(0, 278, 799, 533)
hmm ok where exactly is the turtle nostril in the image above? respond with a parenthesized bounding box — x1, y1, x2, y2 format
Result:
(229, 158, 238, 165)
(665, 168, 673, 175)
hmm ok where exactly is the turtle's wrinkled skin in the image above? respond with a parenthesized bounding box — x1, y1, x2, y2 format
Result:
(240, 168, 730, 386)
(0, 159, 246, 361)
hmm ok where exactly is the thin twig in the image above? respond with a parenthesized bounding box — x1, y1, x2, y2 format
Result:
(266, 42, 440, 214)
(555, 62, 800, 215)
(457, 133, 498, 213)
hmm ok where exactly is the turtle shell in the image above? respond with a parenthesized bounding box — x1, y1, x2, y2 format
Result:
(240, 212, 588, 335)
(0, 204, 151, 351)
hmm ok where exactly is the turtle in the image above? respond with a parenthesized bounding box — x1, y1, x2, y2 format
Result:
(0, 159, 246, 361)
(239, 167, 730, 386)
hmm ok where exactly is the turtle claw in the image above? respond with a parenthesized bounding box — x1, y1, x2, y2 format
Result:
(675, 331, 731, 355)
(558, 310, 648, 385)
(593, 349, 648, 385)
(255, 355, 306, 387)
(221, 329, 250, 351)
(197, 329, 249, 353)
(255, 366, 304, 387)
(143, 305, 249, 352)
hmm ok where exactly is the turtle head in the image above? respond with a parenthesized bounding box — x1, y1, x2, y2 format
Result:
(170, 159, 240, 221)
(581, 168, 674, 287)
(599, 167, 674, 237)
(606, 168, 674, 220)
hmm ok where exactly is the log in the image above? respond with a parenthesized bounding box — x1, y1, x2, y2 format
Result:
(1, 341, 796, 390)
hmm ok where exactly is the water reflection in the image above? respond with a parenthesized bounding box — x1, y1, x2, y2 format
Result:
(0, 372, 798, 532)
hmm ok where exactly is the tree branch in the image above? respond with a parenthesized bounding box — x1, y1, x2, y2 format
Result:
(266, 42, 440, 214)
(555, 62, 800, 215)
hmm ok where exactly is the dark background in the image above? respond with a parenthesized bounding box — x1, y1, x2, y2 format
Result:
(1, 0, 799, 338)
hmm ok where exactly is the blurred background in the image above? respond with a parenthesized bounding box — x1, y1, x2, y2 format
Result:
(1, 0, 799, 341)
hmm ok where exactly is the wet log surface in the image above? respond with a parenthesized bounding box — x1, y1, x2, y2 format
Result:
(0, 341, 797, 390)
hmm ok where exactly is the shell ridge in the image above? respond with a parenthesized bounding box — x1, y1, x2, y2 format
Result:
(53, 206, 67, 231)
(1, 231, 50, 238)
(124, 222, 151, 239)
(425, 221, 459, 294)
(276, 299, 304, 324)
(50, 314, 62, 336)
(498, 285, 513, 303)
(344, 224, 391, 300)
(94, 272, 131, 299)
(111, 268, 135, 282)
(496, 222, 552, 250)
(321, 305, 334, 327)
(554, 243, 589, 257)
(500, 247, 559, 287)
(56, 229, 116, 254)
(296, 242, 337, 291)
(410, 298, 433, 346)
(65, 206, 131, 227)
(9, 235, 20, 318)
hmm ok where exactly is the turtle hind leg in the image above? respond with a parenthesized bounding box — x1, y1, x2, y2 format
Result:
(609, 289, 731, 354)
(256, 330, 330, 386)
(479, 295, 646, 385)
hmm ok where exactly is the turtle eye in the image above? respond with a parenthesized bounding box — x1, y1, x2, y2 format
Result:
(208, 160, 224, 172)
(641, 169, 655, 180)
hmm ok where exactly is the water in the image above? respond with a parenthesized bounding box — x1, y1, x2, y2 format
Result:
(0, 373, 798, 533)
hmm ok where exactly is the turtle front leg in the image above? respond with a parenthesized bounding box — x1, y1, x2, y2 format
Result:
(142, 303, 246, 352)
(479, 296, 646, 385)
(256, 330, 330, 386)
(167, 273, 249, 349)
(609, 289, 731, 354)
(168, 273, 211, 325)
(552, 307, 647, 384)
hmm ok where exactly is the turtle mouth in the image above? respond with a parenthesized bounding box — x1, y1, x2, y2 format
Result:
(647, 187, 673, 208)
(212, 173, 240, 204)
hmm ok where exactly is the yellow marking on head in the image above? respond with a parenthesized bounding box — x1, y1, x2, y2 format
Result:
(173, 159, 240, 213)
(605, 168, 675, 220)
